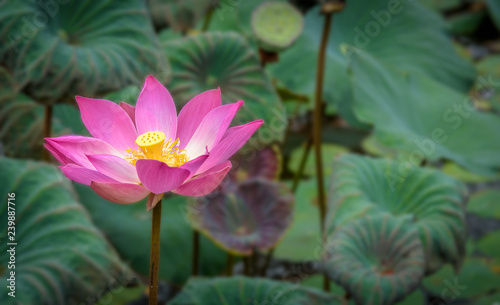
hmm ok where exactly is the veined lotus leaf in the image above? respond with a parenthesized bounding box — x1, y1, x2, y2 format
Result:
(251, 2, 303, 52)
(189, 179, 294, 255)
(269, 1, 475, 125)
(74, 184, 226, 285)
(0, 0, 167, 103)
(326, 154, 467, 273)
(325, 215, 425, 305)
(163, 32, 286, 145)
(0, 158, 130, 305)
(0, 68, 87, 158)
(229, 145, 282, 182)
(1, 92, 43, 158)
(146, 0, 212, 32)
(0, 67, 43, 158)
(346, 46, 500, 175)
(168, 276, 343, 305)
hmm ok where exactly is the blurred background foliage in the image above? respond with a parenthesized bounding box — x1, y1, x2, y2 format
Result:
(1, 0, 500, 304)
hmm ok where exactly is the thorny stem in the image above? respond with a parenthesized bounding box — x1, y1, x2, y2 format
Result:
(192, 230, 200, 276)
(314, 12, 333, 292)
(149, 199, 162, 305)
(42, 105, 52, 161)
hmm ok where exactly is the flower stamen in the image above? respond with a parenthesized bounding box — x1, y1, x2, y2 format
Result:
(125, 131, 189, 167)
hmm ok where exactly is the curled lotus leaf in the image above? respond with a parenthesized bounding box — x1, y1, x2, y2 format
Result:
(325, 215, 425, 305)
(168, 276, 343, 305)
(251, 2, 304, 52)
(0, 0, 167, 103)
(229, 145, 282, 182)
(0, 158, 130, 305)
(189, 179, 294, 255)
(163, 32, 286, 145)
(326, 154, 467, 273)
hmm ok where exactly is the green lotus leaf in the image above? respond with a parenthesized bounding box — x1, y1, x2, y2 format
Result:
(448, 9, 486, 35)
(189, 179, 294, 255)
(346, 46, 500, 175)
(301, 275, 346, 297)
(395, 289, 425, 305)
(326, 154, 467, 273)
(486, 0, 500, 31)
(163, 32, 286, 145)
(476, 54, 500, 112)
(361, 134, 409, 159)
(269, 1, 475, 125)
(0, 67, 89, 158)
(103, 85, 141, 106)
(74, 184, 226, 285)
(0, 0, 167, 103)
(251, 2, 303, 52)
(423, 257, 500, 299)
(206, 0, 286, 34)
(442, 162, 500, 183)
(477, 231, 500, 259)
(146, 0, 212, 32)
(467, 189, 500, 219)
(325, 215, 425, 305)
(168, 276, 343, 305)
(274, 178, 322, 261)
(476, 291, 500, 305)
(419, 0, 460, 11)
(0, 66, 43, 158)
(0, 158, 130, 305)
(288, 143, 348, 179)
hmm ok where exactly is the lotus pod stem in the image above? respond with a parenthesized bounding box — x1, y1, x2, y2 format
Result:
(149, 199, 162, 305)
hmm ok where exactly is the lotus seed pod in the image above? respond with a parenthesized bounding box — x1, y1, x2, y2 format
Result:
(251, 2, 304, 53)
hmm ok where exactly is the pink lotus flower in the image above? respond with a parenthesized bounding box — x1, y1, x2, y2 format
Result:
(45, 76, 263, 210)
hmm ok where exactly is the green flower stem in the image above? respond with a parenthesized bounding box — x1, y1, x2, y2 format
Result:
(42, 105, 52, 161)
(291, 138, 313, 192)
(250, 250, 259, 275)
(149, 199, 162, 305)
(192, 230, 200, 276)
(243, 257, 250, 275)
(226, 253, 234, 276)
(258, 48, 279, 67)
(314, 11, 333, 292)
(259, 248, 274, 276)
(201, 5, 214, 32)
